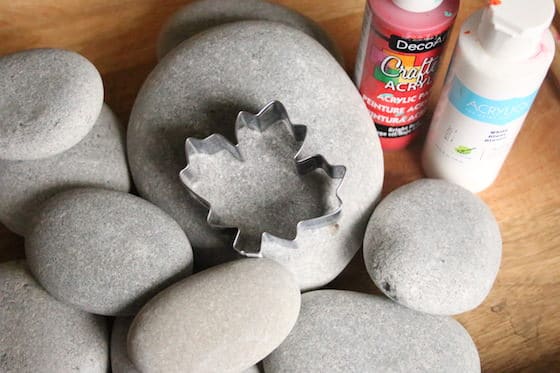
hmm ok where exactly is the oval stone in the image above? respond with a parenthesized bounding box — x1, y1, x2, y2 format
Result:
(157, 0, 341, 63)
(26, 188, 194, 316)
(111, 317, 263, 373)
(128, 21, 383, 289)
(0, 48, 103, 160)
(0, 260, 109, 372)
(264, 290, 481, 373)
(128, 258, 301, 373)
(0, 104, 131, 236)
(363, 179, 502, 315)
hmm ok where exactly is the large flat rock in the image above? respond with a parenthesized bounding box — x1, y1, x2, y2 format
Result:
(128, 21, 383, 289)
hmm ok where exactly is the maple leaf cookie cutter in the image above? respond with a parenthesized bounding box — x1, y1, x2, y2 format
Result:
(179, 101, 346, 258)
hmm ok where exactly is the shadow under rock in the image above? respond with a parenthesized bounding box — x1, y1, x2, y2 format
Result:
(0, 223, 25, 262)
(197, 99, 265, 143)
(325, 247, 382, 296)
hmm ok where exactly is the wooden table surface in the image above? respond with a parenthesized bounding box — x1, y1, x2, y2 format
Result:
(1, 0, 558, 372)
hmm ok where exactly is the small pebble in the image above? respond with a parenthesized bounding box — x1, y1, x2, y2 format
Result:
(264, 290, 481, 373)
(363, 179, 502, 315)
(128, 258, 301, 373)
(26, 188, 194, 316)
(0, 260, 109, 372)
(0, 104, 131, 236)
(0, 48, 103, 160)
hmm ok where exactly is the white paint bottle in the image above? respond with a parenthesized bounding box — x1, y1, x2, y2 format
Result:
(422, 0, 556, 192)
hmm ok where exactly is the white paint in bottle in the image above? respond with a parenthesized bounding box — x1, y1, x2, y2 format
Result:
(422, 0, 556, 192)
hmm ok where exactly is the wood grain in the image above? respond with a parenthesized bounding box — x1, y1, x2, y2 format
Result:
(1, 0, 559, 372)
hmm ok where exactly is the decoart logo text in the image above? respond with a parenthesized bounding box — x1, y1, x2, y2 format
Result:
(389, 31, 449, 53)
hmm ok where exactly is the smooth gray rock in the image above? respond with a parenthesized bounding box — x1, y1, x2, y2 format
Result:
(264, 290, 481, 373)
(157, 0, 342, 64)
(0, 260, 109, 372)
(26, 188, 194, 316)
(112, 317, 262, 373)
(0, 48, 103, 160)
(0, 104, 131, 236)
(128, 21, 383, 289)
(111, 318, 140, 373)
(128, 258, 301, 373)
(363, 179, 502, 315)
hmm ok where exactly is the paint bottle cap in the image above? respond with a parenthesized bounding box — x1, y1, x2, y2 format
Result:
(391, 0, 444, 12)
(477, 0, 555, 59)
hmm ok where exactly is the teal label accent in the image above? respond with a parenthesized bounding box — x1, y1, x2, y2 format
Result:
(448, 77, 537, 125)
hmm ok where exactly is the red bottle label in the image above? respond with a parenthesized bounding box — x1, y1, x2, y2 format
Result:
(355, 4, 450, 150)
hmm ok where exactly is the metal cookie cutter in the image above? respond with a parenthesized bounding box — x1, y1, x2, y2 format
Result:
(180, 101, 346, 258)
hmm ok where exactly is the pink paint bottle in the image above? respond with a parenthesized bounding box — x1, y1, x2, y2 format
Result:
(355, 0, 460, 150)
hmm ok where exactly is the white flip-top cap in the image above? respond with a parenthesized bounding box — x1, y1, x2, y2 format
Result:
(477, 0, 555, 59)
(392, 0, 444, 13)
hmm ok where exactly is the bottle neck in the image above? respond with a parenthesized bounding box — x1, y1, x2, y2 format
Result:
(477, 9, 543, 60)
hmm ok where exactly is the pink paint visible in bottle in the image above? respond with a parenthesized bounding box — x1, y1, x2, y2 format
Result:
(355, 0, 460, 150)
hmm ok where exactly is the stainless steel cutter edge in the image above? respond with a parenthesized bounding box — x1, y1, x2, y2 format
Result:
(179, 100, 346, 258)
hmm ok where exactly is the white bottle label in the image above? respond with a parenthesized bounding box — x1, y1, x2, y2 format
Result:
(432, 77, 537, 163)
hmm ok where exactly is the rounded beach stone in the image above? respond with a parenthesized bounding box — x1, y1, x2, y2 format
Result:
(25, 188, 194, 316)
(0, 48, 103, 160)
(0, 104, 131, 236)
(157, 0, 342, 64)
(264, 290, 480, 373)
(111, 317, 262, 373)
(128, 21, 383, 289)
(0, 260, 109, 372)
(128, 258, 301, 373)
(363, 179, 502, 315)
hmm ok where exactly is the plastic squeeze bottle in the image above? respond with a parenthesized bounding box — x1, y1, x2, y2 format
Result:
(354, 0, 460, 150)
(422, 0, 556, 192)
